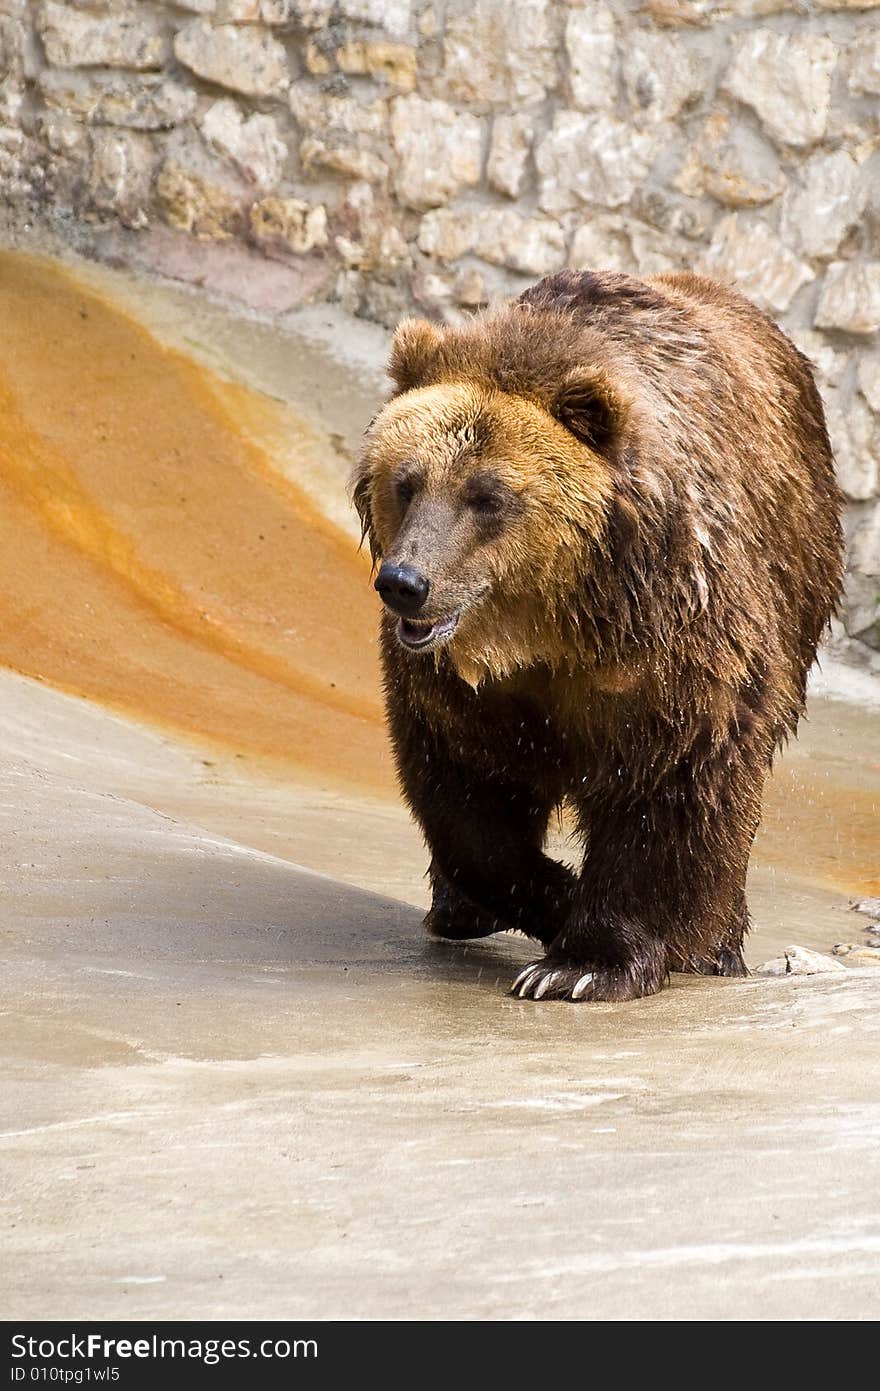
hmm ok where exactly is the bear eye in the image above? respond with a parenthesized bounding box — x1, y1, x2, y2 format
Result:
(464, 473, 507, 517)
(468, 491, 503, 515)
(395, 472, 420, 508)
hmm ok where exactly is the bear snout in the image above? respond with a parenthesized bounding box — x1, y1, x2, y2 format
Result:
(374, 562, 430, 617)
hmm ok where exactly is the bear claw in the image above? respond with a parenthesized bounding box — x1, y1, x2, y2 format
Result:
(571, 971, 595, 1000)
(512, 961, 597, 1002)
(510, 959, 659, 1003)
(532, 970, 559, 999)
(512, 964, 543, 997)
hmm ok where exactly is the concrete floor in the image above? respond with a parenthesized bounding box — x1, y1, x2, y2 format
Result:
(1, 249, 879, 1320)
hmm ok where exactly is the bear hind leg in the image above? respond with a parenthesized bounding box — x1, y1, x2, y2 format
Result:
(423, 865, 507, 941)
(681, 945, 749, 978)
(670, 896, 750, 977)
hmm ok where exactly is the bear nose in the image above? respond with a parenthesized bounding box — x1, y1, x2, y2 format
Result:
(375, 562, 429, 616)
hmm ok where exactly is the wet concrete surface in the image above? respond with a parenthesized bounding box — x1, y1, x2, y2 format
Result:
(1, 251, 879, 1320)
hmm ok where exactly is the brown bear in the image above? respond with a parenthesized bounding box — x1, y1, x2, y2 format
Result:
(351, 270, 843, 1002)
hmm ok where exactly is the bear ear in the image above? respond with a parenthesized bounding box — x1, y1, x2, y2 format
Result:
(550, 366, 630, 454)
(388, 318, 445, 394)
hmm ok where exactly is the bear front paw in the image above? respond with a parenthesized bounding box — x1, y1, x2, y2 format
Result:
(511, 960, 601, 1001)
(510, 957, 665, 1003)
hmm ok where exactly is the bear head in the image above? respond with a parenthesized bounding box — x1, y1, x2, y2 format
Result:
(351, 306, 635, 685)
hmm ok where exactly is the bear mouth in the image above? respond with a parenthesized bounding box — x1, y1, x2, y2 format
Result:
(396, 612, 460, 650)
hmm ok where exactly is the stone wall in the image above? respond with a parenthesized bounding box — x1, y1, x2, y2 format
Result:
(1, 0, 879, 650)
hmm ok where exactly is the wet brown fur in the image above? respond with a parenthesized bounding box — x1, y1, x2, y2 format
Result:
(352, 270, 844, 1003)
